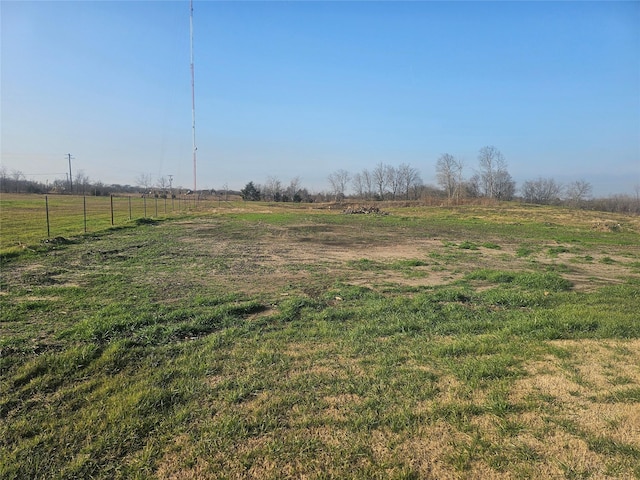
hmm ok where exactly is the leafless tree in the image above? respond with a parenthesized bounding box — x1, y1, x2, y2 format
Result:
(135, 173, 153, 191)
(493, 170, 516, 200)
(0, 166, 8, 193)
(285, 176, 302, 201)
(522, 177, 563, 204)
(397, 163, 422, 200)
(220, 182, 229, 201)
(372, 163, 390, 200)
(565, 180, 592, 206)
(477, 146, 509, 199)
(436, 154, 464, 202)
(10, 170, 24, 193)
(362, 169, 374, 200)
(465, 175, 481, 198)
(75, 169, 91, 195)
(327, 169, 350, 200)
(264, 176, 283, 201)
(157, 176, 170, 190)
(352, 169, 376, 200)
(386, 165, 401, 199)
(288, 176, 301, 194)
(352, 172, 365, 199)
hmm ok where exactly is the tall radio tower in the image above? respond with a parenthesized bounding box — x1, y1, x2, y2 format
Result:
(190, 0, 197, 193)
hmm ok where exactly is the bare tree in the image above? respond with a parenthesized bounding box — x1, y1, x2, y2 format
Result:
(264, 176, 283, 201)
(52, 177, 67, 192)
(157, 176, 169, 190)
(522, 177, 563, 204)
(372, 163, 389, 200)
(385, 165, 402, 199)
(397, 163, 422, 200)
(565, 180, 592, 206)
(477, 146, 509, 199)
(352, 172, 365, 199)
(465, 174, 481, 198)
(361, 169, 374, 200)
(494, 170, 516, 201)
(327, 169, 350, 200)
(634, 184, 640, 210)
(220, 182, 229, 201)
(285, 176, 302, 202)
(11, 170, 24, 193)
(436, 154, 464, 202)
(0, 166, 7, 192)
(75, 169, 91, 195)
(352, 169, 376, 200)
(135, 173, 153, 191)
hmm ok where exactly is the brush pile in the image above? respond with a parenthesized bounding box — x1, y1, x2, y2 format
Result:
(342, 205, 388, 215)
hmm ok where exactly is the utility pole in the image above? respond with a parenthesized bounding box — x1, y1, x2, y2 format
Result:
(168, 174, 174, 210)
(67, 153, 74, 193)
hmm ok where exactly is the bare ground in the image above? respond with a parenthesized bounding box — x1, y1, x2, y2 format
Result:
(175, 217, 639, 296)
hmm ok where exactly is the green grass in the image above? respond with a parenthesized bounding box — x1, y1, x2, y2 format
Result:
(0, 193, 211, 255)
(1, 200, 640, 478)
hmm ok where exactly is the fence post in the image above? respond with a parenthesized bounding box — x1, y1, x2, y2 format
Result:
(110, 195, 114, 226)
(45, 195, 50, 238)
(144, 196, 147, 217)
(155, 197, 158, 217)
(129, 196, 132, 220)
(83, 196, 87, 233)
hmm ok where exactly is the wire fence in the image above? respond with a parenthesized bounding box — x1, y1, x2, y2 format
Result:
(1, 194, 205, 251)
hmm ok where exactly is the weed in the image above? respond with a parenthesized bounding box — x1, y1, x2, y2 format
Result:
(516, 245, 535, 257)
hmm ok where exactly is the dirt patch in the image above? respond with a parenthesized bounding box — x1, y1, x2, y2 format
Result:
(172, 219, 638, 297)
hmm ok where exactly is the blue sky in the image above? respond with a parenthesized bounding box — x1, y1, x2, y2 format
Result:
(2, 1, 639, 196)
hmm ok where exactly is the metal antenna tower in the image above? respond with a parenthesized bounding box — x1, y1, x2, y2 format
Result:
(190, 0, 197, 193)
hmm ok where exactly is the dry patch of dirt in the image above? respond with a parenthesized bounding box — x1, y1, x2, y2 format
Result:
(175, 219, 638, 296)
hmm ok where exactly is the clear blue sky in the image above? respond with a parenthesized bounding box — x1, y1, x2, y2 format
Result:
(2, 0, 639, 196)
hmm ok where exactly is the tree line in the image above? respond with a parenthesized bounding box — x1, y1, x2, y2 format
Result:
(241, 146, 570, 204)
(0, 168, 195, 198)
(3, 147, 639, 215)
(242, 145, 640, 214)
(433, 146, 600, 207)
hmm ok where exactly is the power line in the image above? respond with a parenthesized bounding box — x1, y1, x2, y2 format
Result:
(16, 173, 67, 176)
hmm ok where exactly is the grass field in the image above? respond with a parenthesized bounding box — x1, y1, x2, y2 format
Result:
(1, 197, 640, 479)
(0, 193, 209, 255)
